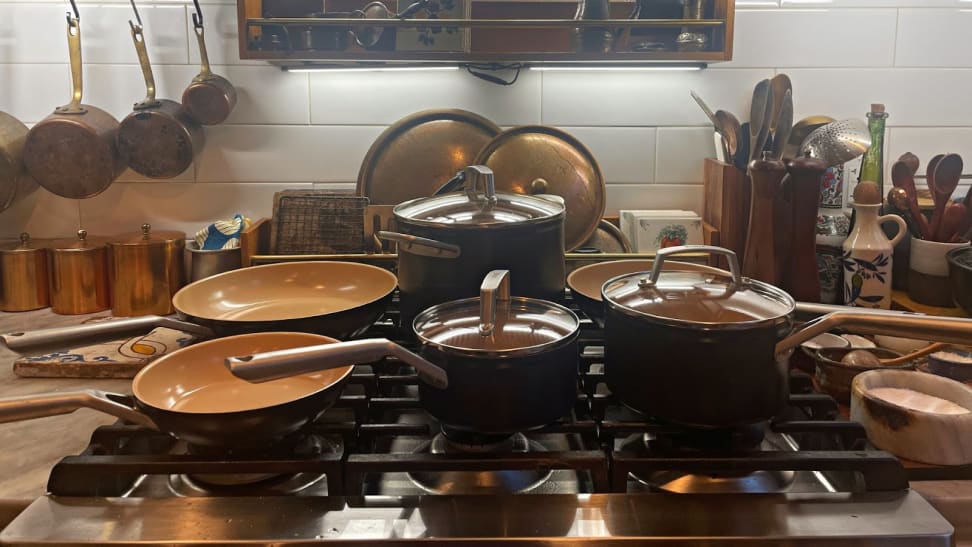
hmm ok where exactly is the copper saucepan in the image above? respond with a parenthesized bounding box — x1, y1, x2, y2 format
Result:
(22, 10, 125, 199)
(0, 111, 38, 212)
(1, 261, 398, 351)
(181, 0, 237, 126)
(0, 333, 355, 447)
(117, 16, 204, 179)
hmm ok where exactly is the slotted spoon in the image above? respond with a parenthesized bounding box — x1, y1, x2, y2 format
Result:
(799, 119, 871, 168)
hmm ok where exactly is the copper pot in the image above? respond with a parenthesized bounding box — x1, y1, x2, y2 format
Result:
(107, 224, 185, 316)
(48, 229, 109, 315)
(0, 233, 49, 312)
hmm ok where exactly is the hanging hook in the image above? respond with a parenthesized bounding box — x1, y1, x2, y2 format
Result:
(191, 0, 203, 29)
(66, 0, 80, 25)
(128, 0, 143, 28)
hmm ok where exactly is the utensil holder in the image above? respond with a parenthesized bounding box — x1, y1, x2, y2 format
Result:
(702, 158, 749, 270)
(909, 237, 969, 307)
(184, 241, 242, 282)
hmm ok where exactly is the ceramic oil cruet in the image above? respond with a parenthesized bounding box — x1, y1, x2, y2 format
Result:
(842, 181, 907, 309)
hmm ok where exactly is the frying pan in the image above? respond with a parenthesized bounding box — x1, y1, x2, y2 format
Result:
(0, 111, 37, 212)
(1, 261, 398, 351)
(181, 0, 237, 126)
(567, 259, 727, 327)
(117, 14, 204, 179)
(0, 333, 355, 447)
(22, 8, 125, 199)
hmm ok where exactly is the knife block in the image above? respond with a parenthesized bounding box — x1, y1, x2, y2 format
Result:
(703, 158, 750, 270)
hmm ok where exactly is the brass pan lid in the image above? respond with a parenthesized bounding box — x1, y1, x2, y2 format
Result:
(0, 232, 47, 253)
(108, 223, 186, 246)
(51, 229, 106, 251)
(474, 125, 605, 251)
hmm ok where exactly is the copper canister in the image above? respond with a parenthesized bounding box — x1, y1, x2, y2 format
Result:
(107, 224, 186, 317)
(48, 229, 110, 314)
(0, 232, 49, 311)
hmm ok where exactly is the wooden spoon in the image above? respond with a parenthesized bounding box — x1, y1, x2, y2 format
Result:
(931, 154, 963, 241)
(887, 187, 925, 239)
(890, 160, 930, 238)
(898, 152, 920, 177)
(841, 343, 949, 367)
(940, 202, 968, 243)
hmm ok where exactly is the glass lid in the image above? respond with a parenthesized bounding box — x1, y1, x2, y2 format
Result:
(393, 165, 564, 227)
(602, 246, 794, 326)
(413, 270, 579, 354)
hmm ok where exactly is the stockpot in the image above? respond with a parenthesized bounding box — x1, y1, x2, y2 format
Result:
(229, 270, 581, 435)
(379, 165, 566, 327)
(602, 245, 972, 428)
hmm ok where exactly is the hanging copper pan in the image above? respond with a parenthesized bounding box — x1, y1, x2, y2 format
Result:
(117, 18, 204, 179)
(22, 10, 125, 199)
(0, 112, 38, 212)
(181, 0, 237, 126)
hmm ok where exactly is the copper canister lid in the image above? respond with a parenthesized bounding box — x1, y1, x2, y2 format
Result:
(0, 232, 50, 311)
(108, 223, 186, 246)
(106, 224, 186, 317)
(48, 230, 110, 315)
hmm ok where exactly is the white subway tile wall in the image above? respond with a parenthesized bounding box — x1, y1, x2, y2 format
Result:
(1, 0, 970, 237)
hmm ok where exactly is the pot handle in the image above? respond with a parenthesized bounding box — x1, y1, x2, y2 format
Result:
(644, 245, 741, 287)
(0, 390, 156, 429)
(226, 338, 449, 390)
(776, 310, 972, 355)
(1, 316, 215, 351)
(377, 231, 461, 259)
(479, 270, 510, 337)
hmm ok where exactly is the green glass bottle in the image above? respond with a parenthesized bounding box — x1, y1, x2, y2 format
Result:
(859, 103, 888, 200)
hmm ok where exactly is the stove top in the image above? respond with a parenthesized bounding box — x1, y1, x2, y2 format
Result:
(0, 310, 957, 545)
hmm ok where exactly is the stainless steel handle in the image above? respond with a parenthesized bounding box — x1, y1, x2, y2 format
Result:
(479, 270, 510, 337)
(227, 338, 448, 390)
(377, 231, 461, 258)
(776, 311, 972, 355)
(1, 316, 214, 350)
(643, 245, 741, 287)
(0, 390, 156, 428)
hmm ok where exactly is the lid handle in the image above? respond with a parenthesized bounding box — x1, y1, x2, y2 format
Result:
(643, 245, 741, 288)
(479, 269, 510, 337)
(462, 165, 497, 205)
(77, 229, 87, 242)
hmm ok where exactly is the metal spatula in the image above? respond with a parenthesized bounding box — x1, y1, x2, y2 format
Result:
(798, 119, 871, 167)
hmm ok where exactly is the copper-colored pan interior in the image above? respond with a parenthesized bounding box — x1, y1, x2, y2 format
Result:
(172, 261, 397, 322)
(567, 259, 729, 302)
(133, 332, 352, 414)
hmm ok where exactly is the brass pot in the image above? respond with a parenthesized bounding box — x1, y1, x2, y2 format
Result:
(48, 229, 109, 315)
(107, 224, 185, 317)
(0, 233, 49, 312)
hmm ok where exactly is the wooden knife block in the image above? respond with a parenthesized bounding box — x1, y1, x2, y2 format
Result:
(703, 159, 750, 270)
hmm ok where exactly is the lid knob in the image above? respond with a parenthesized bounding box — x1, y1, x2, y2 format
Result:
(530, 178, 549, 194)
(141, 223, 151, 239)
(77, 229, 87, 242)
(479, 269, 510, 337)
(19, 232, 29, 245)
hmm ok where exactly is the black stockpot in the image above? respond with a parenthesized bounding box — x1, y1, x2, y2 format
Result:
(381, 165, 567, 327)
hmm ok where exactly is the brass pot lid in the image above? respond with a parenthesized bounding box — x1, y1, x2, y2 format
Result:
(473, 125, 605, 251)
(356, 109, 501, 206)
(0, 232, 46, 253)
(108, 223, 186, 246)
(51, 229, 106, 251)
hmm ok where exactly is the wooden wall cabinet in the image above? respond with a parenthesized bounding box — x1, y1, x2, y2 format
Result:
(237, 0, 734, 65)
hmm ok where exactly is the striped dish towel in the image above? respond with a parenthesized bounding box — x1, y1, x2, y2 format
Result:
(194, 214, 251, 250)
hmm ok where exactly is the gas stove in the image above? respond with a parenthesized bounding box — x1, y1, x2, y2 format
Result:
(0, 310, 956, 545)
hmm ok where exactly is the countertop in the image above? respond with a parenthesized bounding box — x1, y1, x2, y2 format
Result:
(0, 309, 970, 544)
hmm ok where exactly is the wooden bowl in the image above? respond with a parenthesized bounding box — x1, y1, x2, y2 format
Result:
(851, 369, 972, 466)
(813, 347, 915, 404)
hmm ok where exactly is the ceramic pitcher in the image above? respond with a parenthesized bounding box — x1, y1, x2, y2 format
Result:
(841, 203, 907, 309)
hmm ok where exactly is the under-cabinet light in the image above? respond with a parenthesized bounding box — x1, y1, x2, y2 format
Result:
(282, 65, 459, 73)
(530, 64, 705, 72)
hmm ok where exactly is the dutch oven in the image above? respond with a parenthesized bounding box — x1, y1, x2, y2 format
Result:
(601, 245, 972, 428)
(229, 270, 581, 435)
(379, 165, 566, 327)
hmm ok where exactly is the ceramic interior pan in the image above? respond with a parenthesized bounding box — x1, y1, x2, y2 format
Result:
(474, 125, 606, 251)
(356, 109, 501, 205)
(171, 261, 398, 339)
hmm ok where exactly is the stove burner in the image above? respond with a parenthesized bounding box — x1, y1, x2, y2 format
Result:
(169, 472, 327, 497)
(408, 432, 553, 494)
(647, 422, 767, 453)
(625, 433, 797, 494)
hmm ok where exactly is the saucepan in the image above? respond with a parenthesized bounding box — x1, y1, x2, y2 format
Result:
(0, 333, 356, 447)
(601, 245, 972, 428)
(1, 261, 398, 351)
(229, 270, 581, 435)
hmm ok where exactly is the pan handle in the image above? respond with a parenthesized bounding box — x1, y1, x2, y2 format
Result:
(0, 390, 156, 429)
(227, 338, 449, 390)
(378, 231, 461, 259)
(191, 15, 214, 80)
(129, 21, 160, 109)
(56, 13, 86, 114)
(1, 316, 214, 351)
(776, 310, 972, 355)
